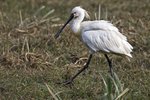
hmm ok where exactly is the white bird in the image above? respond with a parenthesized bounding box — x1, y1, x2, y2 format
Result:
(55, 6, 133, 84)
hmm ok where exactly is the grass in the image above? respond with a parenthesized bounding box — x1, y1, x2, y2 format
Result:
(100, 73, 130, 100)
(0, 0, 150, 99)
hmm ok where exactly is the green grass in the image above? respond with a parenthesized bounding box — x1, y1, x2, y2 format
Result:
(0, 0, 150, 99)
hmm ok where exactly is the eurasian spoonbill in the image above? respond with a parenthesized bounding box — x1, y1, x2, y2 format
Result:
(55, 6, 133, 84)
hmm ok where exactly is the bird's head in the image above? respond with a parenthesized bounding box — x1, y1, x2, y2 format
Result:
(71, 6, 90, 19)
(55, 6, 90, 39)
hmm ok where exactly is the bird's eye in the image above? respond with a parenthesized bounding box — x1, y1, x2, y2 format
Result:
(73, 12, 77, 14)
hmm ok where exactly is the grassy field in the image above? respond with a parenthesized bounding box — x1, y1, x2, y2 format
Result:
(0, 0, 150, 99)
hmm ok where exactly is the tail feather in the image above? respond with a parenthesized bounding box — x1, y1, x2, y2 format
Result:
(123, 41, 133, 58)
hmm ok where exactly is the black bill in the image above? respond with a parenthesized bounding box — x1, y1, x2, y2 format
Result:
(55, 13, 74, 39)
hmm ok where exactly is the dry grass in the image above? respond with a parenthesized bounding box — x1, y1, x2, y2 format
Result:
(0, 0, 150, 99)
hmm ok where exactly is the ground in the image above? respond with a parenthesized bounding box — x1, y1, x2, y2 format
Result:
(0, 0, 150, 99)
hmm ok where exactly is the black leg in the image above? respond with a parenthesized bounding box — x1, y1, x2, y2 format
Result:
(104, 54, 113, 77)
(64, 54, 93, 85)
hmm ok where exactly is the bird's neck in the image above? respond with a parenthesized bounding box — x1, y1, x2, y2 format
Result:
(70, 14, 85, 33)
(70, 19, 81, 34)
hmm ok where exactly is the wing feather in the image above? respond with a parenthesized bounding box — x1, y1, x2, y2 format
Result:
(82, 29, 133, 57)
(81, 20, 127, 41)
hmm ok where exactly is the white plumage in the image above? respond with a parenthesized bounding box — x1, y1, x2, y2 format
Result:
(55, 6, 133, 84)
(81, 20, 133, 57)
(68, 7, 133, 57)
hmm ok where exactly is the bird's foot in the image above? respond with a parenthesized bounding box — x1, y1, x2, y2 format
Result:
(63, 79, 73, 85)
(56, 79, 74, 85)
